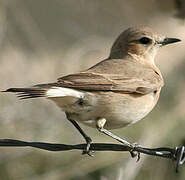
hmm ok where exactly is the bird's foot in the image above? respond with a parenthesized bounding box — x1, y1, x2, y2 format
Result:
(81, 136, 94, 157)
(129, 143, 141, 162)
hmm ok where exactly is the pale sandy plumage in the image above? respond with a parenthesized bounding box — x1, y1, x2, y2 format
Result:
(4, 26, 181, 151)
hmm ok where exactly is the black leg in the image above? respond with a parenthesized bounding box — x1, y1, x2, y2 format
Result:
(96, 118, 134, 147)
(96, 118, 140, 159)
(96, 126, 140, 160)
(96, 118, 140, 161)
(66, 114, 93, 156)
(96, 126, 134, 148)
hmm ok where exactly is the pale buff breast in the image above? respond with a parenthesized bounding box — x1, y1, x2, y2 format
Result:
(51, 90, 160, 130)
(98, 91, 160, 129)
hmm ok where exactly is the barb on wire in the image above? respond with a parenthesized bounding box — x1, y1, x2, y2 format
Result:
(0, 138, 184, 172)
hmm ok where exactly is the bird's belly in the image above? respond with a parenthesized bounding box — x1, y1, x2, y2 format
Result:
(50, 91, 158, 130)
(82, 93, 157, 129)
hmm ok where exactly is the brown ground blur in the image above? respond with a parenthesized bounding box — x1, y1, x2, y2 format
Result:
(0, 0, 185, 180)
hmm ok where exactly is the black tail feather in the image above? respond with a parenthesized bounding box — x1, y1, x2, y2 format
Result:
(2, 88, 47, 100)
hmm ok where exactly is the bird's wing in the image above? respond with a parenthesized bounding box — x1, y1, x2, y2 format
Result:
(57, 70, 163, 94)
(56, 58, 164, 94)
(4, 59, 163, 99)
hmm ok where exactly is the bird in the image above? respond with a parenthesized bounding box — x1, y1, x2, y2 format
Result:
(2, 26, 181, 156)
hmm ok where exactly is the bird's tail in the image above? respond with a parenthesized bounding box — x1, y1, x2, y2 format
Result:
(2, 87, 47, 100)
(2, 84, 84, 100)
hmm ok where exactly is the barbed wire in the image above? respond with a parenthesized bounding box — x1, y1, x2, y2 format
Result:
(0, 138, 184, 172)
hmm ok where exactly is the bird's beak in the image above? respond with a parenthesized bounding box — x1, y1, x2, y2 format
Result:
(161, 38, 181, 46)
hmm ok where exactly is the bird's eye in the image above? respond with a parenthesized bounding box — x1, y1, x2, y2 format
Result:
(139, 37, 151, 44)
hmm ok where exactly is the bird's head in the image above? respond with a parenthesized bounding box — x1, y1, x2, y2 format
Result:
(109, 26, 181, 64)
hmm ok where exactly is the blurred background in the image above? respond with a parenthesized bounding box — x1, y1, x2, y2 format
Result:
(0, 0, 185, 179)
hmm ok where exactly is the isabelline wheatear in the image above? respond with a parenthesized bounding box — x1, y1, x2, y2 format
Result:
(3, 26, 181, 155)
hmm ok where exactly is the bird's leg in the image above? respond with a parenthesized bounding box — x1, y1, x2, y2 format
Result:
(96, 118, 140, 159)
(96, 118, 133, 147)
(66, 113, 93, 156)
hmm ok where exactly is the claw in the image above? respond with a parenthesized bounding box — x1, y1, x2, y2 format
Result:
(82, 149, 94, 157)
(81, 136, 94, 157)
(129, 143, 141, 162)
